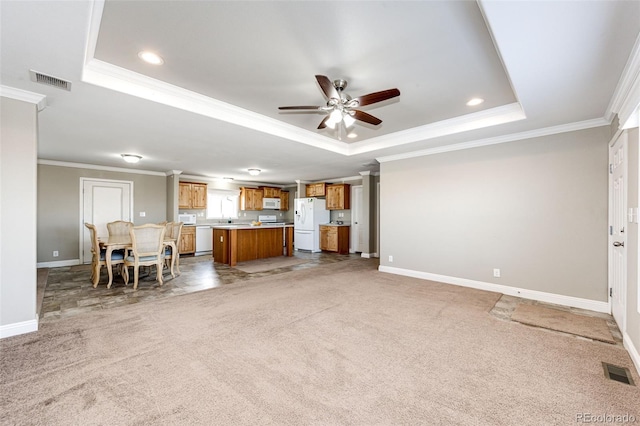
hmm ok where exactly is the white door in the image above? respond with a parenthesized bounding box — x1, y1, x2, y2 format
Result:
(609, 132, 627, 332)
(351, 185, 364, 252)
(81, 178, 133, 263)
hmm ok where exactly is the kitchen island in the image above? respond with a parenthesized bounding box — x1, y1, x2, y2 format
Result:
(211, 224, 294, 266)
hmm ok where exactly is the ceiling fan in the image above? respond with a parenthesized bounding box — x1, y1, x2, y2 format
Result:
(279, 75, 400, 130)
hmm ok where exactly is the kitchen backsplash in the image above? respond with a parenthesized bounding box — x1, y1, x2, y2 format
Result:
(179, 209, 293, 224)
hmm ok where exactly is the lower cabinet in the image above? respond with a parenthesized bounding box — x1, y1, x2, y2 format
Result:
(319, 225, 350, 255)
(180, 226, 196, 254)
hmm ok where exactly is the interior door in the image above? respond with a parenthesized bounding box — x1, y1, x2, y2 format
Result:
(609, 132, 627, 332)
(81, 178, 133, 263)
(351, 185, 363, 252)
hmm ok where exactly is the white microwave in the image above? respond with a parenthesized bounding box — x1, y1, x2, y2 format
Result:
(178, 213, 197, 225)
(262, 198, 281, 210)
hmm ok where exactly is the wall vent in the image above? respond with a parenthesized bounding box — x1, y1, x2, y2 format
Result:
(29, 70, 71, 91)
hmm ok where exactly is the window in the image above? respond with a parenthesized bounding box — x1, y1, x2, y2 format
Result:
(207, 189, 240, 219)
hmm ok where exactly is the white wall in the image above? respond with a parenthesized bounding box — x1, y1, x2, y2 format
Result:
(1, 97, 38, 337)
(379, 127, 610, 309)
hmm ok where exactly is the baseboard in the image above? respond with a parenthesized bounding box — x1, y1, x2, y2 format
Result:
(36, 259, 81, 268)
(0, 318, 38, 339)
(361, 252, 379, 259)
(623, 332, 640, 376)
(378, 266, 610, 314)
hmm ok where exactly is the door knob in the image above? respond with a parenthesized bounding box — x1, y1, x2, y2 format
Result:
(613, 241, 625, 247)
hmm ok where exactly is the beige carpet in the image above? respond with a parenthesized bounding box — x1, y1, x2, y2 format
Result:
(234, 256, 307, 273)
(2, 259, 638, 425)
(511, 303, 616, 344)
(36, 268, 49, 316)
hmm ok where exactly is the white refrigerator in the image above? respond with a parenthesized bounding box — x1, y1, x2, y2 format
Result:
(294, 198, 330, 252)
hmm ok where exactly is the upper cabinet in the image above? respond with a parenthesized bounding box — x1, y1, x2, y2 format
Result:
(260, 186, 281, 198)
(280, 191, 289, 211)
(179, 182, 207, 209)
(240, 187, 263, 211)
(306, 182, 326, 197)
(326, 183, 350, 210)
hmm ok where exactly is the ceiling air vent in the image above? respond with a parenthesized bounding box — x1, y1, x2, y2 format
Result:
(29, 70, 71, 91)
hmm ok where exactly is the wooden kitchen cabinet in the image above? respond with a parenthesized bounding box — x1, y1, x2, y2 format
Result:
(319, 225, 350, 254)
(260, 186, 281, 198)
(213, 229, 229, 264)
(306, 182, 326, 197)
(326, 183, 350, 210)
(179, 182, 207, 209)
(180, 225, 196, 254)
(239, 187, 263, 211)
(279, 191, 289, 211)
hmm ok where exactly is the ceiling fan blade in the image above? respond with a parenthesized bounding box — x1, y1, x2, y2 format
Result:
(353, 110, 382, 125)
(315, 75, 340, 100)
(278, 106, 322, 110)
(317, 115, 330, 129)
(351, 88, 400, 107)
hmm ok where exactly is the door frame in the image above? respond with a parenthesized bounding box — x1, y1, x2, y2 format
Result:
(608, 131, 628, 333)
(351, 185, 363, 253)
(79, 177, 134, 263)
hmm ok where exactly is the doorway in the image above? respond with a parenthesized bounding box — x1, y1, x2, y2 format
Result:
(80, 178, 133, 263)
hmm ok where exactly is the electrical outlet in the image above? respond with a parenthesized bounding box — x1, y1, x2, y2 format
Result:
(139, 211, 146, 217)
(53, 250, 59, 257)
(493, 268, 501, 278)
(388, 255, 393, 262)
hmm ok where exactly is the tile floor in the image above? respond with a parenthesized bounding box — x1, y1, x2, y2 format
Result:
(39, 252, 365, 322)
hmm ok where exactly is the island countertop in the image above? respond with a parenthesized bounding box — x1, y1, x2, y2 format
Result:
(212, 224, 294, 266)
(211, 223, 294, 230)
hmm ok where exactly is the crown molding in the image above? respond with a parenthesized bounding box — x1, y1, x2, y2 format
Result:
(38, 159, 167, 176)
(606, 31, 640, 129)
(179, 174, 289, 188)
(377, 117, 609, 163)
(0, 85, 47, 111)
(347, 102, 525, 156)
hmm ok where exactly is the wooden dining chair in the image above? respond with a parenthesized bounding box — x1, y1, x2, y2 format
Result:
(107, 220, 132, 236)
(123, 224, 166, 289)
(164, 221, 183, 276)
(84, 223, 125, 288)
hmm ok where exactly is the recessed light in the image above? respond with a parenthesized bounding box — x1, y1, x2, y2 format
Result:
(466, 98, 484, 106)
(121, 154, 142, 164)
(137, 51, 164, 65)
(248, 168, 261, 176)
(347, 132, 358, 139)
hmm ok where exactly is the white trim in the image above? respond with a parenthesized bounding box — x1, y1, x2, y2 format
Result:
(0, 318, 38, 339)
(38, 159, 166, 176)
(180, 174, 288, 188)
(377, 117, 610, 163)
(0, 85, 47, 111)
(36, 259, 81, 268)
(324, 175, 362, 183)
(623, 331, 640, 376)
(361, 253, 374, 259)
(350, 103, 526, 155)
(378, 266, 610, 313)
(606, 32, 640, 128)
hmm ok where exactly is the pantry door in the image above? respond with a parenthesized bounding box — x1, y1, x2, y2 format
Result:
(80, 178, 133, 263)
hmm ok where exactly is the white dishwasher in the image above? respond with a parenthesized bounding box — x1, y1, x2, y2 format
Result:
(195, 226, 213, 255)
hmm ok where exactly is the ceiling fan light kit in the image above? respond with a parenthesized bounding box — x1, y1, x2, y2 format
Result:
(279, 75, 400, 132)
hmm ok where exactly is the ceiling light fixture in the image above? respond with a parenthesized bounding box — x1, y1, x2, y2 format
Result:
(347, 132, 358, 139)
(466, 98, 484, 106)
(137, 51, 164, 65)
(121, 154, 142, 164)
(248, 168, 261, 176)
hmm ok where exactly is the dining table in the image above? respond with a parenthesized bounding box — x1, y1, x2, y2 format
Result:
(99, 236, 178, 288)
